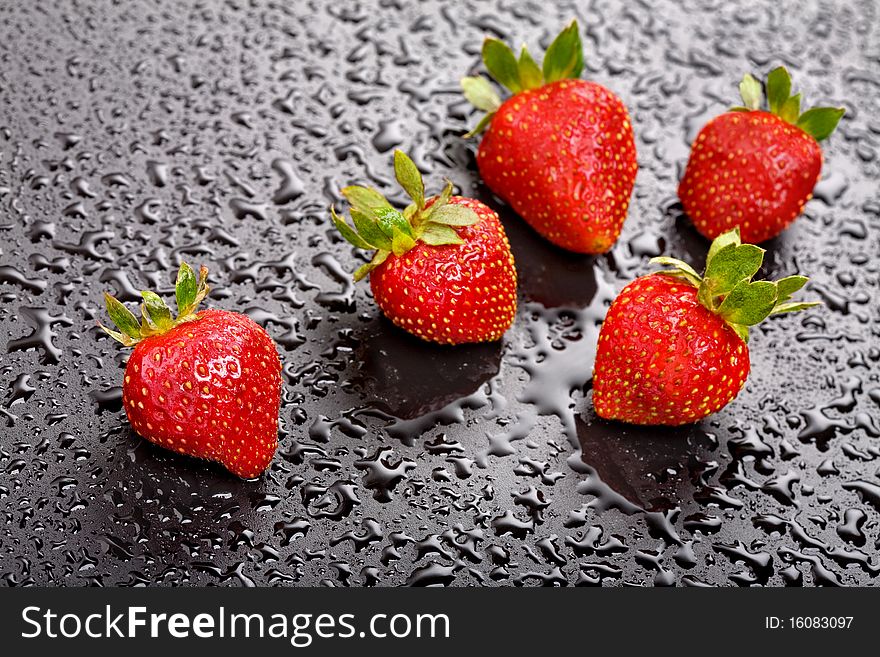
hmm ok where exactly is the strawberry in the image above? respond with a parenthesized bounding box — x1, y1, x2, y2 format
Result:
(679, 67, 845, 243)
(460, 20, 637, 254)
(592, 229, 818, 426)
(99, 263, 282, 478)
(331, 150, 517, 344)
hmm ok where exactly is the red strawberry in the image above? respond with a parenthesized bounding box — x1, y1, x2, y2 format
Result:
(100, 264, 282, 478)
(592, 229, 818, 425)
(679, 67, 845, 243)
(461, 20, 637, 254)
(332, 150, 517, 344)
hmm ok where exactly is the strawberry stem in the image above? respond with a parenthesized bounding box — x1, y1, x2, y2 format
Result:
(331, 150, 482, 281)
(99, 262, 209, 346)
(731, 67, 845, 142)
(649, 228, 820, 342)
(460, 19, 585, 137)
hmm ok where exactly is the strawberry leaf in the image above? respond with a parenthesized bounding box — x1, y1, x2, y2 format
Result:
(194, 265, 209, 307)
(739, 73, 762, 111)
(337, 152, 485, 278)
(461, 76, 502, 112)
(393, 150, 425, 210)
(766, 66, 791, 114)
(353, 249, 390, 282)
(420, 223, 465, 246)
(649, 256, 702, 288)
(403, 203, 418, 220)
(331, 206, 374, 250)
(433, 180, 454, 211)
(705, 244, 764, 291)
(737, 67, 844, 139)
(701, 243, 764, 302)
(542, 20, 583, 83)
(464, 111, 495, 138)
(353, 263, 372, 282)
(341, 185, 392, 214)
(717, 280, 778, 326)
(141, 290, 173, 331)
(775, 275, 808, 304)
(428, 204, 480, 226)
(706, 228, 741, 265)
(351, 208, 392, 251)
(391, 229, 416, 256)
(104, 293, 142, 340)
(655, 229, 819, 339)
(779, 93, 801, 124)
(176, 262, 198, 315)
(140, 301, 158, 333)
(482, 38, 521, 93)
(517, 46, 543, 90)
(770, 300, 822, 315)
(98, 323, 138, 347)
(100, 262, 213, 346)
(796, 106, 845, 142)
(375, 207, 414, 240)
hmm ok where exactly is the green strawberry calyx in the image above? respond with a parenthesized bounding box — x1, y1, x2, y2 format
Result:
(331, 150, 482, 281)
(650, 228, 820, 343)
(100, 262, 210, 347)
(732, 66, 845, 142)
(460, 19, 583, 137)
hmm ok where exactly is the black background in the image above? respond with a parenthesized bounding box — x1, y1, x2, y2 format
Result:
(1, 0, 878, 586)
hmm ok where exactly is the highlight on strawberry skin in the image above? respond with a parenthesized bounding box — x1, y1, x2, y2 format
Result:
(679, 66, 845, 243)
(99, 262, 283, 479)
(460, 20, 637, 255)
(592, 229, 820, 426)
(331, 150, 517, 346)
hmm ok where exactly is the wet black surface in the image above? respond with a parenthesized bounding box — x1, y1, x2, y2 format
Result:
(1, 0, 879, 586)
